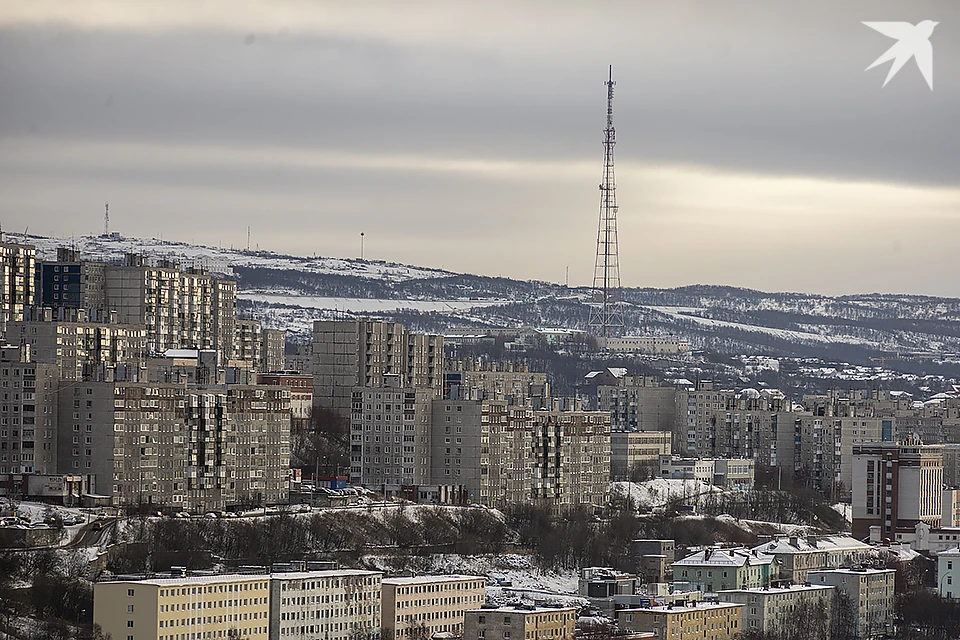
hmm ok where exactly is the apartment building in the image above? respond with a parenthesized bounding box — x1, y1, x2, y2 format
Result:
(381, 575, 486, 639)
(797, 415, 887, 498)
(659, 456, 755, 489)
(529, 401, 610, 509)
(349, 384, 435, 489)
(93, 574, 271, 640)
(750, 535, 872, 583)
(617, 601, 743, 640)
(0, 240, 35, 331)
(261, 328, 286, 373)
(717, 584, 834, 635)
(257, 372, 313, 431)
(851, 439, 944, 539)
(211, 279, 237, 363)
(37, 247, 106, 313)
(312, 320, 442, 415)
(672, 548, 779, 592)
(58, 381, 291, 511)
(270, 569, 382, 640)
(610, 430, 671, 480)
(445, 359, 549, 403)
(603, 335, 689, 355)
(596, 377, 677, 432)
(234, 319, 263, 367)
(0, 345, 59, 475)
(430, 399, 483, 501)
(809, 568, 896, 639)
(7, 308, 147, 381)
(463, 606, 576, 640)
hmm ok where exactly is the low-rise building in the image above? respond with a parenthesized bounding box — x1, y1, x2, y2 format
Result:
(617, 601, 743, 640)
(658, 456, 754, 489)
(809, 568, 896, 639)
(464, 605, 576, 640)
(717, 584, 834, 635)
(937, 546, 960, 599)
(270, 569, 382, 640)
(381, 575, 486, 639)
(610, 431, 672, 480)
(93, 573, 271, 640)
(750, 535, 873, 583)
(672, 548, 779, 593)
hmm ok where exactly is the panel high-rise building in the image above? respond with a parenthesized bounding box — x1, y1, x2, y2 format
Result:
(0, 240, 36, 332)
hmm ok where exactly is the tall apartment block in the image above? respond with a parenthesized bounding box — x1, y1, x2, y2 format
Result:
(94, 573, 272, 640)
(430, 399, 484, 500)
(270, 569, 382, 640)
(381, 575, 486, 639)
(261, 328, 286, 372)
(37, 247, 106, 313)
(234, 318, 262, 366)
(530, 400, 610, 509)
(0, 345, 59, 475)
(104, 255, 183, 355)
(57, 381, 291, 511)
(809, 568, 895, 639)
(211, 279, 237, 362)
(312, 320, 442, 415)
(445, 359, 549, 402)
(349, 384, 435, 488)
(596, 374, 677, 431)
(7, 308, 147, 381)
(851, 439, 943, 539)
(0, 240, 36, 332)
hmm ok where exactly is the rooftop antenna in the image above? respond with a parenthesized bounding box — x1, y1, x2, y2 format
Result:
(104, 203, 109, 236)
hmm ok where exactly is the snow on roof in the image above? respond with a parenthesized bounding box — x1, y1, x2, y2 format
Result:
(751, 535, 871, 555)
(717, 584, 834, 595)
(673, 547, 776, 568)
(383, 574, 485, 585)
(163, 349, 200, 359)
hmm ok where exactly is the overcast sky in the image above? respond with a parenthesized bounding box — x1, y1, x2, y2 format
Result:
(1, 1, 959, 296)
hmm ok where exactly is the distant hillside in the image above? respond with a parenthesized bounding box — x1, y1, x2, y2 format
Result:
(10, 232, 960, 367)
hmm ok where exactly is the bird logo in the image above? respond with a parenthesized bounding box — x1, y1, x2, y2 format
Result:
(863, 21, 938, 90)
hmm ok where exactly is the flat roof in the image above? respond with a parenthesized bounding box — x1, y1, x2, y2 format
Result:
(468, 606, 576, 614)
(271, 570, 381, 580)
(808, 568, 896, 576)
(98, 574, 268, 587)
(383, 574, 486, 585)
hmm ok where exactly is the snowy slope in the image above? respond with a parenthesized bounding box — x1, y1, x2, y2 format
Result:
(6, 233, 452, 282)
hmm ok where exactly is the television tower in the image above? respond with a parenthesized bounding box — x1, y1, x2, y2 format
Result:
(104, 203, 109, 236)
(588, 65, 625, 339)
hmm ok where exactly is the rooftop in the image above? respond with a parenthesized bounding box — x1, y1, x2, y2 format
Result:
(468, 605, 576, 614)
(383, 574, 485, 585)
(717, 584, 834, 595)
(620, 601, 743, 614)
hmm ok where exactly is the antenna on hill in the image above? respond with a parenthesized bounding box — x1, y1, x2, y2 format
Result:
(360, 232, 365, 260)
(104, 203, 109, 236)
(247, 226, 251, 251)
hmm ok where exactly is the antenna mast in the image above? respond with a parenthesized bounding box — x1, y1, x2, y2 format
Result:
(104, 203, 110, 236)
(589, 65, 625, 340)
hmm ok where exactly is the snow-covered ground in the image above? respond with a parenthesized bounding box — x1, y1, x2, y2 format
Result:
(831, 503, 852, 525)
(241, 293, 509, 314)
(7, 233, 452, 282)
(611, 479, 721, 508)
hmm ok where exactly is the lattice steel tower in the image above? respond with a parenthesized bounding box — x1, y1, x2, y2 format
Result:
(589, 65, 625, 339)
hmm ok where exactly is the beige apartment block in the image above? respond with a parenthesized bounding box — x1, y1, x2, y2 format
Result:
(234, 319, 263, 368)
(610, 430, 671, 480)
(381, 575, 486, 639)
(94, 574, 271, 640)
(7, 309, 147, 381)
(446, 359, 549, 403)
(717, 584, 834, 635)
(617, 601, 743, 640)
(261, 328, 286, 373)
(430, 399, 483, 500)
(463, 606, 576, 640)
(58, 381, 290, 511)
(809, 568, 895, 639)
(212, 279, 237, 363)
(0, 345, 59, 475)
(529, 401, 610, 509)
(270, 569, 382, 640)
(0, 240, 35, 331)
